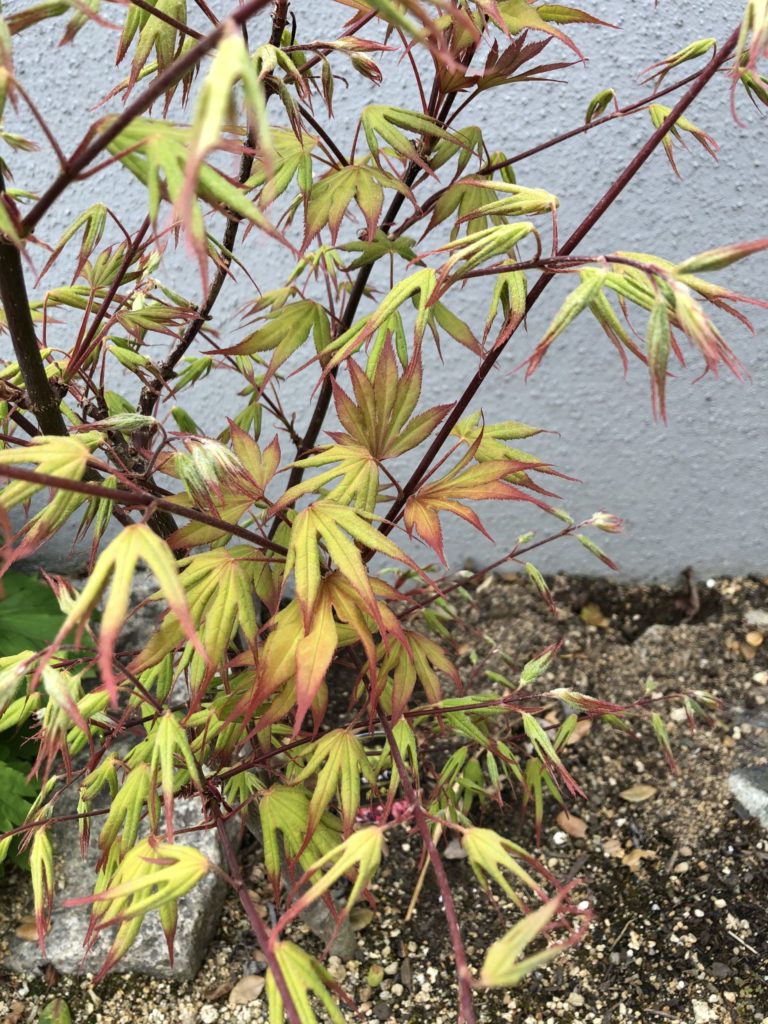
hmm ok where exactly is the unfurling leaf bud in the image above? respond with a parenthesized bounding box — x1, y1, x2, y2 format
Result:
(177, 437, 253, 510)
(588, 511, 624, 533)
(577, 534, 619, 571)
(585, 88, 615, 123)
(525, 561, 554, 611)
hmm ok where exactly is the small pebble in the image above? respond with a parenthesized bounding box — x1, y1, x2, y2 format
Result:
(709, 961, 731, 979)
(373, 1000, 391, 1021)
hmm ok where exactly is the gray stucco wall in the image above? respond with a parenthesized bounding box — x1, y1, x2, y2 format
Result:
(2, 1, 767, 580)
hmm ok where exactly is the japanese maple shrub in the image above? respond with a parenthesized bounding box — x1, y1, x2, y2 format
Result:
(0, 2, 767, 1021)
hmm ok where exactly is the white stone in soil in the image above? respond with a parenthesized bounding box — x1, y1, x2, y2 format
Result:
(728, 767, 768, 829)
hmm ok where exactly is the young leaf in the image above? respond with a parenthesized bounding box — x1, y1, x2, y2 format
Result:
(479, 894, 567, 987)
(266, 941, 347, 1024)
(641, 37, 716, 87)
(97, 763, 155, 855)
(223, 300, 330, 387)
(293, 729, 377, 836)
(377, 629, 460, 720)
(29, 826, 54, 952)
(147, 712, 202, 841)
(132, 545, 267, 689)
(66, 839, 209, 977)
(673, 237, 768, 275)
(284, 500, 417, 628)
(51, 524, 202, 703)
(304, 164, 411, 246)
(0, 433, 104, 561)
(360, 105, 463, 173)
(37, 204, 108, 284)
(258, 785, 342, 901)
(247, 128, 316, 206)
(498, 1, 612, 61)
(187, 27, 269, 182)
(107, 119, 278, 264)
(328, 343, 449, 462)
(522, 712, 582, 795)
(462, 826, 538, 902)
(293, 586, 338, 732)
(426, 221, 538, 289)
(118, 0, 188, 89)
(405, 455, 550, 565)
(324, 267, 437, 370)
(646, 298, 671, 420)
(585, 87, 615, 123)
(282, 826, 385, 927)
(524, 269, 606, 376)
(648, 104, 718, 177)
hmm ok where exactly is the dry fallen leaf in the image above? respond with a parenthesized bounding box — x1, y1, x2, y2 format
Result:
(349, 905, 375, 931)
(565, 717, 593, 746)
(14, 917, 39, 942)
(619, 783, 657, 804)
(623, 848, 658, 871)
(580, 602, 610, 628)
(228, 975, 265, 1005)
(3, 1000, 25, 1024)
(204, 982, 233, 1002)
(602, 837, 625, 859)
(556, 810, 588, 838)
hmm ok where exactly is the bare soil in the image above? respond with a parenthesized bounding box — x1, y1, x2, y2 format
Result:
(1, 572, 767, 1024)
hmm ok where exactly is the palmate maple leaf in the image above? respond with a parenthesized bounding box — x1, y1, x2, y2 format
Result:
(329, 341, 451, 460)
(404, 445, 553, 565)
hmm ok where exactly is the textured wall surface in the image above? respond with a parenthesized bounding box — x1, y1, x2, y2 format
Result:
(2, 1, 767, 580)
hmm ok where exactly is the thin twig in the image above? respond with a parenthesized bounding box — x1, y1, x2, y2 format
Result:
(479, 64, 714, 177)
(392, 63, 718, 242)
(13, 80, 68, 167)
(379, 26, 742, 534)
(67, 216, 151, 379)
(298, 102, 350, 167)
(210, 802, 303, 1024)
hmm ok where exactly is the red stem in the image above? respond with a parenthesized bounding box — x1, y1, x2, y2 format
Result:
(0, 463, 288, 556)
(211, 808, 303, 1024)
(66, 216, 151, 380)
(376, 704, 477, 1024)
(392, 62, 724, 243)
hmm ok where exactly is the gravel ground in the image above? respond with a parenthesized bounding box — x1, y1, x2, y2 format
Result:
(1, 572, 767, 1024)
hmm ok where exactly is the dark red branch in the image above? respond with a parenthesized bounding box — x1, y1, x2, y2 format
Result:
(211, 804, 303, 1024)
(380, 25, 742, 533)
(0, 463, 288, 556)
(376, 704, 477, 1024)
